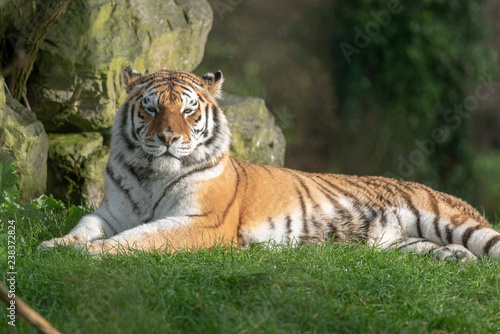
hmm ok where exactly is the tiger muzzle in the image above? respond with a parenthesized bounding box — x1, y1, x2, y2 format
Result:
(157, 133, 181, 148)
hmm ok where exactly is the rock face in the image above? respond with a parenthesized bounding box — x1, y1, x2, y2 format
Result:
(47, 132, 108, 208)
(221, 93, 286, 167)
(27, 0, 213, 132)
(0, 76, 48, 204)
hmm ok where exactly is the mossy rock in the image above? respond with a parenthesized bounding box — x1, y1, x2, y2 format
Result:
(221, 93, 286, 167)
(47, 132, 109, 208)
(24, 0, 213, 132)
(0, 76, 48, 204)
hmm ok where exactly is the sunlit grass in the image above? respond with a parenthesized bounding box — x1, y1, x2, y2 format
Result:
(1, 208, 499, 333)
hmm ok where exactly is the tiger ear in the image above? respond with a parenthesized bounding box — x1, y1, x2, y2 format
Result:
(202, 70, 224, 99)
(122, 66, 143, 92)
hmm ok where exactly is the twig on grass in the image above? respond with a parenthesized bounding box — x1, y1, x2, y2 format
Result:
(0, 281, 61, 334)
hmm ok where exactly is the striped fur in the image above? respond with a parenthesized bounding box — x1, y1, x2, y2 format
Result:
(39, 68, 500, 262)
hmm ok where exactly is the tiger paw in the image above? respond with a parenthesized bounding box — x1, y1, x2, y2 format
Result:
(39, 235, 91, 252)
(433, 244, 477, 263)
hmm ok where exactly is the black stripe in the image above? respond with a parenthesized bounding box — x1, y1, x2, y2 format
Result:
(203, 105, 220, 146)
(396, 238, 426, 250)
(129, 104, 141, 142)
(105, 165, 141, 215)
(115, 153, 142, 182)
(370, 177, 401, 205)
(178, 84, 194, 92)
(424, 188, 443, 244)
(202, 105, 211, 138)
(120, 102, 129, 128)
(289, 172, 312, 199)
(147, 79, 192, 93)
(295, 185, 308, 236)
(150, 157, 223, 218)
(312, 174, 376, 235)
(397, 190, 423, 238)
(232, 158, 249, 214)
(308, 176, 339, 200)
(140, 73, 205, 90)
(342, 177, 382, 205)
(314, 175, 377, 219)
(162, 191, 197, 215)
(311, 217, 322, 231)
(286, 216, 293, 241)
(314, 175, 354, 199)
(209, 158, 241, 228)
(259, 165, 274, 177)
(170, 90, 182, 101)
(95, 206, 118, 235)
(120, 132, 138, 152)
(118, 102, 139, 151)
(284, 171, 315, 237)
(145, 80, 158, 90)
(268, 218, 275, 230)
(309, 177, 355, 224)
(462, 225, 483, 249)
(136, 125, 145, 135)
(327, 222, 338, 240)
(380, 211, 387, 227)
(186, 213, 209, 218)
(320, 190, 353, 222)
(483, 235, 500, 255)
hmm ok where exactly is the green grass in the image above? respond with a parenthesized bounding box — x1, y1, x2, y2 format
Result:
(1, 206, 500, 334)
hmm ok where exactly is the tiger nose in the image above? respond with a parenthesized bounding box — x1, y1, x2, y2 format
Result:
(157, 133, 181, 147)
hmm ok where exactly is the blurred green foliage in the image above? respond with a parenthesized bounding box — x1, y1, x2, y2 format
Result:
(473, 152, 500, 221)
(327, 0, 495, 199)
(0, 154, 19, 207)
(200, 0, 498, 216)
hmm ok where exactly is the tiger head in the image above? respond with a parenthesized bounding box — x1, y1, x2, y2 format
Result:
(112, 66, 231, 173)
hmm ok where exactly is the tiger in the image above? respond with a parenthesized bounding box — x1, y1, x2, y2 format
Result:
(39, 66, 500, 262)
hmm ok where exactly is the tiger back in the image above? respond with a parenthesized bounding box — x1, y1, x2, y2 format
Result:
(39, 67, 500, 262)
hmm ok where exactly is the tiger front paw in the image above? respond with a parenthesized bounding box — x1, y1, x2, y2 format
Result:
(38, 235, 91, 252)
(433, 245, 477, 263)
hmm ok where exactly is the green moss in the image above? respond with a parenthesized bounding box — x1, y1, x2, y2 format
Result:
(47, 132, 108, 206)
(88, 2, 114, 40)
(48, 133, 103, 167)
(221, 93, 286, 167)
(0, 92, 48, 204)
(81, 146, 109, 208)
